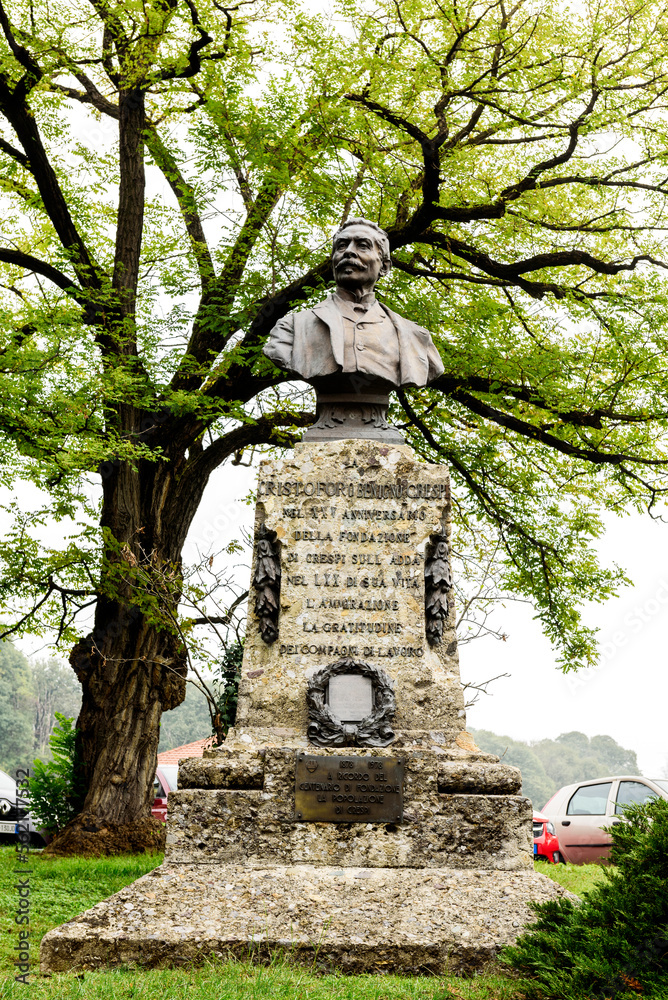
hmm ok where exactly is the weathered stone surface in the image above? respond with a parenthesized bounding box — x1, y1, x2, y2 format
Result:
(437, 762, 523, 795)
(166, 788, 532, 870)
(40, 863, 575, 977)
(213, 726, 499, 758)
(178, 752, 265, 790)
(238, 441, 465, 737)
(165, 744, 532, 871)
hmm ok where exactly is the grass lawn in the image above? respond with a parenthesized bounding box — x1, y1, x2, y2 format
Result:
(0, 845, 606, 999)
(533, 858, 606, 896)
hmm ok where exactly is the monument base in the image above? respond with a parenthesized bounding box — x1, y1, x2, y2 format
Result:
(39, 435, 562, 975)
(164, 730, 535, 871)
(40, 862, 574, 976)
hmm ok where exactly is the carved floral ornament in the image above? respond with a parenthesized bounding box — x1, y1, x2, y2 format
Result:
(253, 523, 281, 644)
(306, 657, 396, 747)
(424, 533, 453, 646)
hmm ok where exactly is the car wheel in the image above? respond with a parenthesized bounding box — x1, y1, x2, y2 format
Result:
(552, 851, 564, 864)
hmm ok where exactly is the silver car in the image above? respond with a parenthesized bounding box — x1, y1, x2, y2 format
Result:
(0, 768, 36, 839)
(0, 768, 19, 837)
(542, 775, 668, 864)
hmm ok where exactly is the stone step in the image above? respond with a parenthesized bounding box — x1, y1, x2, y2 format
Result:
(40, 863, 575, 976)
(182, 741, 517, 795)
(165, 786, 532, 869)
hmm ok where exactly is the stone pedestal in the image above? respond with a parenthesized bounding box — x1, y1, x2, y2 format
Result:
(40, 441, 572, 976)
(239, 440, 464, 735)
(166, 735, 532, 870)
(303, 391, 404, 443)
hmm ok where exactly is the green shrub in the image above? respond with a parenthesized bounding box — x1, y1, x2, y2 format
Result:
(28, 713, 84, 834)
(504, 797, 668, 998)
(211, 640, 243, 741)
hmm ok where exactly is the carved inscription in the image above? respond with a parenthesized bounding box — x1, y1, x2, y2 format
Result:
(259, 480, 448, 499)
(280, 643, 424, 657)
(259, 473, 447, 664)
(294, 754, 404, 823)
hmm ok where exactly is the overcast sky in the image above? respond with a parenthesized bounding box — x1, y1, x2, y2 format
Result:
(461, 511, 668, 778)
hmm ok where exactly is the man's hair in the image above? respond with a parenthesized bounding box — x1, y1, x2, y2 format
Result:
(332, 217, 391, 270)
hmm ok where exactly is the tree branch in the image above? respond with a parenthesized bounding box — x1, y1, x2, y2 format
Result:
(182, 410, 315, 486)
(449, 387, 668, 468)
(171, 175, 290, 391)
(345, 91, 442, 236)
(420, 230, 668, 298)
(49, 73, 119, 119)
(0, 136, 31, 170)
(374, 78, 603, 234)
(0, 577, 97, 642)
(429, 374, 667, 430)
(153, 0, 214, 82)
(188, 589, 248, 626)
(112, 84, 145, 317)
(144, 123, 214, 288)
(0, 77, 103, 290)
(396, 388, 564, 573)
(0, 248, 83, 299)
(0, 0, 41, 99)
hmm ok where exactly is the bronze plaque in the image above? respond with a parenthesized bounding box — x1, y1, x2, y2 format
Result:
(294, 754, 404, 823)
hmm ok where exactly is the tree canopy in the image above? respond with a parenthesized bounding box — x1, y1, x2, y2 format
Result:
(0, 640, 33, 774)
(1, 0, 668, 842)
(0, 643, 80, 774)
(1, 0, 667, 668)
(31, 657, 82, 759)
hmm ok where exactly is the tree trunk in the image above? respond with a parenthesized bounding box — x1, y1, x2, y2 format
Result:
(48, 612, 186, 855)
(47, 440, 204, 855)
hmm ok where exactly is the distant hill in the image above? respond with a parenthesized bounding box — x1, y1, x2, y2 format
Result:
(469, 729, 640, 809)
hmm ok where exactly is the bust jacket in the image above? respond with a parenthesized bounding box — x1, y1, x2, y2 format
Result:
(263, 295, 444, 387)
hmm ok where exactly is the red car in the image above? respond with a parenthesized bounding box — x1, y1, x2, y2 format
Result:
(533, 810, 563, 863)
(151, 765, 178, 822)
(151, 738, 214, 821)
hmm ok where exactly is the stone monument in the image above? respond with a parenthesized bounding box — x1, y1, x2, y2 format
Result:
(41, 220, 572, 976)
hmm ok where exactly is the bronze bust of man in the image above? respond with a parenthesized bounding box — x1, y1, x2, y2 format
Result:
(264, 218, 444, 441)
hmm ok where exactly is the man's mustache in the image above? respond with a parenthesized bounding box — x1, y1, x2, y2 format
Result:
(335, 258, 365, 270)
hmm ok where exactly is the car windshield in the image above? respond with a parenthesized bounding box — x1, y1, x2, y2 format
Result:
(652, 779, 668, 794)
(0, 770, 15, 795)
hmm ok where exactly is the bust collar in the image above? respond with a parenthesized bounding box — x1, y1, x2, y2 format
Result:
(332, 287, 377, 311)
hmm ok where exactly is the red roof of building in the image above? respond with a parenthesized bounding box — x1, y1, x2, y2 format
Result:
(157, 737, 215, 765)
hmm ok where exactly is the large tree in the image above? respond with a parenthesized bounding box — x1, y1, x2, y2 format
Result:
(0, 0, 667, 850)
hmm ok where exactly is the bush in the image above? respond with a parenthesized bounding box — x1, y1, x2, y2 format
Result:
(211, 641, 243, 743)
(28, 713, 84, 834)
(504, 797, 668, 998)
